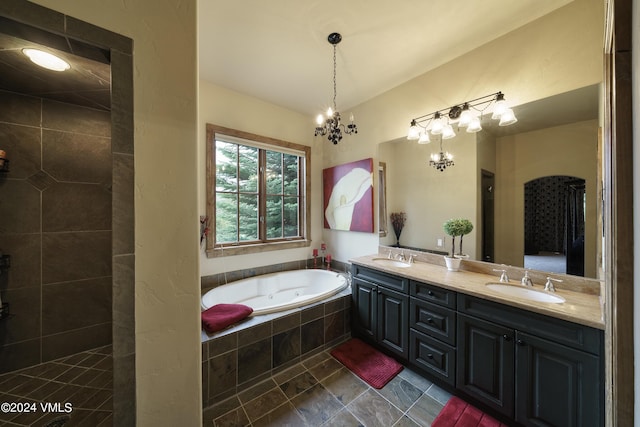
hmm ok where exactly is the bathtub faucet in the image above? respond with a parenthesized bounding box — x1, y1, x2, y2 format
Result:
(337, 271, 352, 287)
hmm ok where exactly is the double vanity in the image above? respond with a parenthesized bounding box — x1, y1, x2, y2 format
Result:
(350, 250, 604, 427)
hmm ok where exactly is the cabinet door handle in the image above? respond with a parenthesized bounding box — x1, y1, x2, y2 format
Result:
(427, 353, 434, 359)
(502, 334, 512, 341)
(427, 291, 434, 296)
(516, 339, 526, 346)
(427, 317, 433, 323)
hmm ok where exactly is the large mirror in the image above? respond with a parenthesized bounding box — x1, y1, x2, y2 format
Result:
(379, 84, 601, 279)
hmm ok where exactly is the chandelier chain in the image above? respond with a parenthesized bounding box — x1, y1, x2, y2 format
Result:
(332, 44, 337, 112)
(314, 32, 358, 145)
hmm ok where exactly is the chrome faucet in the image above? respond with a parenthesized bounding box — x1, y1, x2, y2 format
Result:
(408, 253, 417, 264)
(520, 270, 533, 287)
(395, 250, 406, 262)
(493, 269, 509, 283)
(544, 276, 563, 292)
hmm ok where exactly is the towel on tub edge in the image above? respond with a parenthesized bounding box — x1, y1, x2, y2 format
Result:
(201, 303, 253, 333)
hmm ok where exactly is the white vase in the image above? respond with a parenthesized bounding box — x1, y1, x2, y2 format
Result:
(444, 256, 462, 271)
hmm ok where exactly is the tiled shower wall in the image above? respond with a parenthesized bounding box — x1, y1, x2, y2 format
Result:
(0, 89, 112, 373)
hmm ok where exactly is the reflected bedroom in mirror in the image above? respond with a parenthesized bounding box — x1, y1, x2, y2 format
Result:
(379, 84, 602, 280)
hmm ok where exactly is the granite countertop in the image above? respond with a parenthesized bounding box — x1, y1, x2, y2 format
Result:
(350, 254, 605, 330)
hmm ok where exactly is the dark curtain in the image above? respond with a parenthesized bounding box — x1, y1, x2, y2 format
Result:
(524, 176, 570, 255)
(565, 180, 585, 276)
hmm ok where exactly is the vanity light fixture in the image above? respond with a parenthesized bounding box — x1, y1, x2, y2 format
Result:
(22, 49, 70, 72)
(406, 91, 517, 141)
(314, 33, 358, 145)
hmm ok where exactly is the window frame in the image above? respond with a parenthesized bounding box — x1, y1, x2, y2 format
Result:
(206, 124, 311, 257)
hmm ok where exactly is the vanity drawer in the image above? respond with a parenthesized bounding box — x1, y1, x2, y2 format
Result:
(352, 265, 409, 293)
(411, 280, 456, 308)
(410, 329, 456, 386)
(410, 298, 456, 346)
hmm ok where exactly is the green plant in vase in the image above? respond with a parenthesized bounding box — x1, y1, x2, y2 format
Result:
(443, 218, 467, 271)
(456, 219, 474, 258)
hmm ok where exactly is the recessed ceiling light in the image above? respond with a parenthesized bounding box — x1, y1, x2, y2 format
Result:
(22, 48, 70, 72)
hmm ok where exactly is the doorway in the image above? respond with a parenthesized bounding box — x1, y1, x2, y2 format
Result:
(523, 175, 585, 276)
(481, 170, 495, 263)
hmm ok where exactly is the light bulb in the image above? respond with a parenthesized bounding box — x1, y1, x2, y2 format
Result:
(430, 113, 444, 135)
(407, 120, 420, 140)
(492, 93, 508, 119)
(458, 105, 473, 127)
(499, 108, 518, 126)
(23, 48, 70, 72)
(442, 124, 456, 139)
(349, 113, 354, 122)
(316, 114, 324, 126)
(466, 116, 482, 133)
(326, 107, 333, 117)
(418, 131, 431, 144)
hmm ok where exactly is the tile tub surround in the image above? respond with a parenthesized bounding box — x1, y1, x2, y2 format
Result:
(202, 288, 351, 408)
(203, 346, 453, 427)
(0, 90, 113, 374)
(0, 345, 113, 427)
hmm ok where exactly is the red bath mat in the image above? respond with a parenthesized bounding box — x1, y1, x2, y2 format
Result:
(432, 396, 508, 427)
(330, 338, 403, 389)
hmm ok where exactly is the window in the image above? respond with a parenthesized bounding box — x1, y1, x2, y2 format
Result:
(206, 124, 310, 257)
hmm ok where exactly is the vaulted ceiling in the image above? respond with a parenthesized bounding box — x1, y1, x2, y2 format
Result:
(198, 0, 574, 116)
(1, 1, 596, 130)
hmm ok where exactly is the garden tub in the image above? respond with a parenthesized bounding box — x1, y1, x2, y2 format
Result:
(201, 269, 349, 315)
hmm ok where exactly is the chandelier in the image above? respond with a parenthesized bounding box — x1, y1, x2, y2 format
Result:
(314, 33, 358, 145)
(407, 91, 517, 144)
(429, 140, 454, 172)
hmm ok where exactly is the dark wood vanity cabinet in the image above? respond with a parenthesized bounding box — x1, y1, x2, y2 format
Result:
(351, 265, 409, 358)
(409, 280, 457, 386)
(456, 313, 514, 415)
(457, 295, 603, 427)
(351, 264, 604, 426)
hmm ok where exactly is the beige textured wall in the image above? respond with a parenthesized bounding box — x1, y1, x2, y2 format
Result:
(30, 0, 200, 425)
(494, 120, 599, 277)
(198, 81, 323, 276)
(379, 133, 478, 258)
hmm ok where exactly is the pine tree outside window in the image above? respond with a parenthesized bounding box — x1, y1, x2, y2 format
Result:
(206, 124, 311, 257)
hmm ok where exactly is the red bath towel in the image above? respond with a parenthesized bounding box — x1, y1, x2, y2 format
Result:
(201, 304, 253, 333)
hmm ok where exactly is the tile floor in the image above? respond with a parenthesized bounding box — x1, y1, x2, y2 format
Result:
(203, 345, 452, 427)
(0, 346, 113, 427)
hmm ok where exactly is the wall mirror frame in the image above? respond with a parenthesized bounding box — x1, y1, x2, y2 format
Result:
(603, 0, 633, 424)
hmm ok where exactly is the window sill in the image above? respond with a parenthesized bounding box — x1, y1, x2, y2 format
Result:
(205, 239, 311, 258)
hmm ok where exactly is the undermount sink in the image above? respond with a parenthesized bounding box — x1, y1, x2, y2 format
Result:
(485, 283, 566, 304)
(371, 258, 412, 268)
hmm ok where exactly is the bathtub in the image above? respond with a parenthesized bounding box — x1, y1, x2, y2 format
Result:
(201, 269, 349, 315)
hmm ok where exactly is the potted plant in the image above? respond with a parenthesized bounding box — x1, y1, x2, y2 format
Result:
(390, 212, 407, 247)
(455, 219, 474, 259)
(443, 218, 466, 271)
